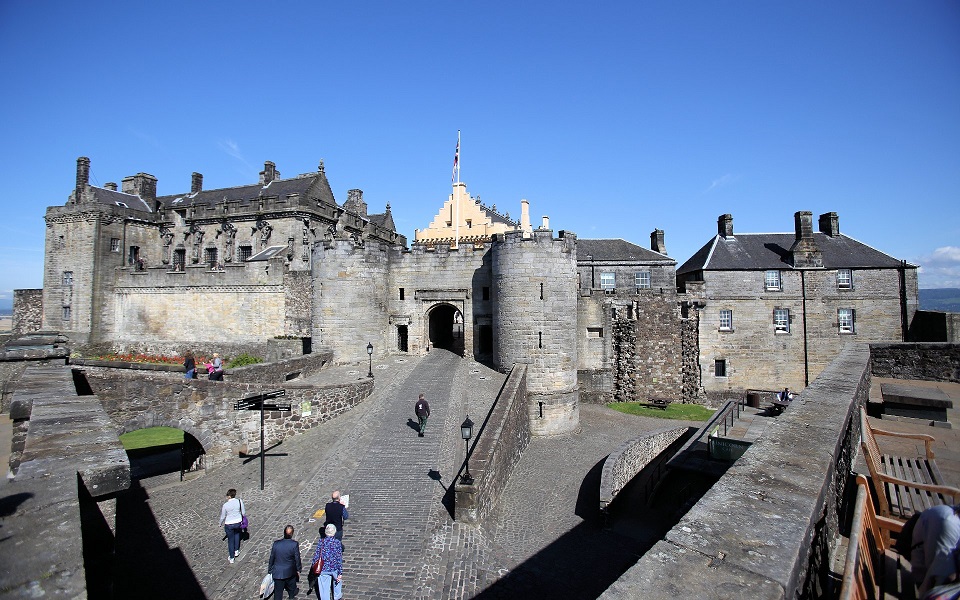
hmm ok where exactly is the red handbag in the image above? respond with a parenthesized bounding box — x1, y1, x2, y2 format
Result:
(311, 540, 325, 575)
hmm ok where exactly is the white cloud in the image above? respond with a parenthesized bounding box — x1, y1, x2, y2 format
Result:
(915, 246, 960, 289)
(704, 173, 740, 193)
(218, 139, 259, 179)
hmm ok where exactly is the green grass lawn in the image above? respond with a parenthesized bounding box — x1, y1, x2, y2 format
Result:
(607, 401, 715, 421)
(119, 427, 184, 450)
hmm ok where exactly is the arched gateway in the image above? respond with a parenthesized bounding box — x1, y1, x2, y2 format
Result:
(427, 303, 464, 356)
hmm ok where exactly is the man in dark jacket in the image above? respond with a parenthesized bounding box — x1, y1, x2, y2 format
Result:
(268, 525, 302, 598)
(415, 393, 430, 437)
(324, 490, 349, 542)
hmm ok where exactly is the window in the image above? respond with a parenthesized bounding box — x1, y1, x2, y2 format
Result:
(482, 286, 490, 301)
(838, 308, 855, 334)
(600, 272, 615, 291)
(205, 247, 218, 269)
(62, 271, 73, 286)
(110, 238, 120, 252)
(774, 308, 790, 333)
(62, 306, 71, 321)
(715, 359, 727, 377)
(172, 248, 186, 271)
(128, 245, 140, 266)
(765, 270, 782, 291)
(238, 245, 252, 262)
(466, 219, 472, 229)
(837, 269, 852, 289)
(635, 271, 651, 290)
(719, 309, 733, 331)
(399, 288, 405, 300)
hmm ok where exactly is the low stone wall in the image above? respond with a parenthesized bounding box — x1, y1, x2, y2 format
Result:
(455, 365, 530, 523)
(0, 348, 70, 412)
(599, 426, 691, 512)
(2, 364, 130, 597)
(12, 288, 42, 334)
(78, 365, 372, 467)
(600, 342, 869, 599)
(870, 342, 960, 383)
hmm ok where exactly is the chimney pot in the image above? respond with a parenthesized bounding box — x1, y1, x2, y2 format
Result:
(541, 216, 550, 229)
(191, 172, 203, 194)
(104, 182, 117, 191)
(718, 214, 734, 238)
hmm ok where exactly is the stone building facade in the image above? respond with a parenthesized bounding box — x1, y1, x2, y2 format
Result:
(677, 211, 919, 400)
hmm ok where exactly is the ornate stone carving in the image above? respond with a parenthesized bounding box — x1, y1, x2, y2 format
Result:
(254, 218, 272, 248)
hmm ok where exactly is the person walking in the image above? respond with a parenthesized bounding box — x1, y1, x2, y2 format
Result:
(415, 393, 430, 437)
(313, 524, 343, 600)
(268, 525, 302, 599)
(183, 351, 196, 379)
(209, 352, 225, 381)
(323, 491, 348, 542)
(218, 488, 246, 563)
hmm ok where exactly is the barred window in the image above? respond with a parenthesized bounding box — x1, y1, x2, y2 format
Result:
(714, 359, 727, 377)
(635, 271, 651, 290)
(62, 306, 71, 321)
(765, 270, 781, 291)
(600, 272, 615, 291)
(62, 271, 73, 286)
(838, 308, 855, 333)
(110, 238, 120, 252)
(774, 308, 790, 333)
(205, 247, 218, 269)
(238, 245, 253, 262)
(719, 309, 733, 331)
(837, 269, 853, 289)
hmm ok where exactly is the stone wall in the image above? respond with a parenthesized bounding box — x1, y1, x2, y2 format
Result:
(454, 365, 530, 523)
(600, 342, 869, 599)
(870, 342, 960, 383)
(697, 267, 908, 399)
(909, 311, 960, 343)
(599, 426, 691, 512)
(12, 288, 43, 334)
(680, 306, 707, 403)
(77, 365, 372, 467)
(1, 349, 70, 412)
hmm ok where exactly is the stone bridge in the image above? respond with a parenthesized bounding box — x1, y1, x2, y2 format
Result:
(70, 355, 374, 468)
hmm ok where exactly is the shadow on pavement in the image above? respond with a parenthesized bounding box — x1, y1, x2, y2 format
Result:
(113, 480, 207, 599)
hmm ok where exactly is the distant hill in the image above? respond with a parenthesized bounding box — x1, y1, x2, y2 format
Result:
(920, 288, 960, 312)
(0, 297, 11, 315)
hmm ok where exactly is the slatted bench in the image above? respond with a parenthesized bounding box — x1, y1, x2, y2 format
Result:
(839, 474, 915, 600)
(646, 398, 671, 410)
(860, 409, 960, 520)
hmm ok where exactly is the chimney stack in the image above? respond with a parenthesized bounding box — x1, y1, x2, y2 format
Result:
(191, 172, 203, 194)
(718, 214, 734, 238)
(75, 156, 90, 202)
(790, 211, 823, 268)
(818, 212, 839, 237)
(651, 229, 667, 254)
(104, 182, 118, 191)
(121, 172, 158, 203)
(345, 189, 367, 216)
(520, 199, 532, 234)
(541, 216, 550, 229)
(259, 161, 278, 185)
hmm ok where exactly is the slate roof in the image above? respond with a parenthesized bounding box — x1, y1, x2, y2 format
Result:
(577, 238, 674, 264)
(677, 232, 910, 275)
(89, 187, 153, 212)
(156, 171, 336, 208)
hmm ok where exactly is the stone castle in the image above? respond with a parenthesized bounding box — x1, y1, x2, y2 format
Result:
(22, 156, 920, 435)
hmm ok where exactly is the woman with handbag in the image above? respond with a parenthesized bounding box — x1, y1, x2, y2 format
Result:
(217, 488, 246, 564)
(311, 524, 343, 600)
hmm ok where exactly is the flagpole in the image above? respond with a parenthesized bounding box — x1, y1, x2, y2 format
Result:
(454, 130, 460, 248)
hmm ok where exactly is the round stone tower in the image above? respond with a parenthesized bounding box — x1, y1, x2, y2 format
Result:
(492, 228, 579, 435)
(312, 239, 390, 363)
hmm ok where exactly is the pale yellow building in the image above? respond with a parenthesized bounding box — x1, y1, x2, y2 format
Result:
(414, 182, 533, 246)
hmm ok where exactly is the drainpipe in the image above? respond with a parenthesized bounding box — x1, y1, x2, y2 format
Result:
(801, 270, 809, 387)
(898, 260, 909, 341)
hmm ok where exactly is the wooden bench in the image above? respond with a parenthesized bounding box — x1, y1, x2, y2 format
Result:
(839, 474, 915, 600)
(646, 398, 671, 410)
(860, 409, 960, 520)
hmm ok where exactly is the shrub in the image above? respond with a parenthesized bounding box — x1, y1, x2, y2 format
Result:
(228, 353, 262, 368)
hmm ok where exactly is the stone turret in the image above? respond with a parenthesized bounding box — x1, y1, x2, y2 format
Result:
(492, 229, 579, 435)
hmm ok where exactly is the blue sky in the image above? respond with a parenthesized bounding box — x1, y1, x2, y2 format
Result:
(1, 1, 958, 307)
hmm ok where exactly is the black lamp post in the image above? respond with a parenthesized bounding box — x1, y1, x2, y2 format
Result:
(367, 342, 374, 378)
(460, 415, 474, 485)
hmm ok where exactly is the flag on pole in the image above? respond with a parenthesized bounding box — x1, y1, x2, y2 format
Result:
(451, 131, 460, 183)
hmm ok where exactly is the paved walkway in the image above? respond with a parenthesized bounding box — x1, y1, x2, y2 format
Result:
(101, 350, 699, 599)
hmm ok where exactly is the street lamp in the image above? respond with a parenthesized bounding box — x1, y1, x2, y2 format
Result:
(367, 342, 374, 378)
(460, 415, 474, 485)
